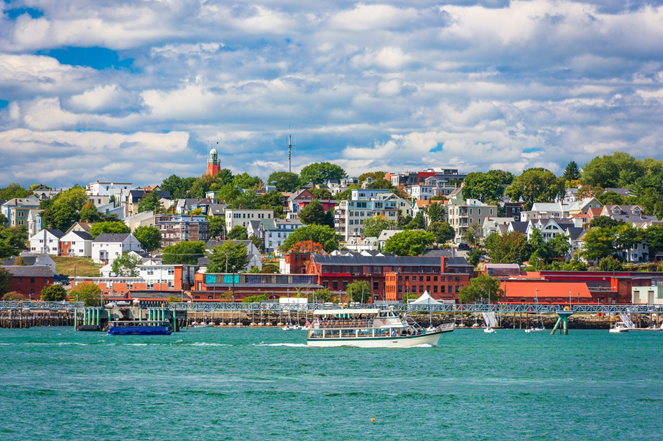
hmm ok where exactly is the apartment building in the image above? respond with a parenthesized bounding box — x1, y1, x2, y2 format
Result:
(155, 215, 209, 247)
(446, 198, 498, 244)
(334, 196, 399, 242)
(224, 209, 275, 231)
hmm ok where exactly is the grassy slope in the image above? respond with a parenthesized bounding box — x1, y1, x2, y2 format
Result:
(51, 256, 101, 277)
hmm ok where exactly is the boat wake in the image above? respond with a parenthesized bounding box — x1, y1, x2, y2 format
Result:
(253, 343, 308, 347)
(190, 342, 231, 347)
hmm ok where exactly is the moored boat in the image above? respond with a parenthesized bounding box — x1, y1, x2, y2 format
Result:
(609, 322, 629, 333)
(307, 309, 453, 348)
(108, 320, 173, 336)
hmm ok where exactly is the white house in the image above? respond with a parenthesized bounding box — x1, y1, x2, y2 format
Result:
(259, 218, 303, 253)
(60, 231, 93, 257)
(92, 233, 142, 265)
(29, 229, 65, 255)
(225, 209, 275, 231)
(345, 237, 379, 252)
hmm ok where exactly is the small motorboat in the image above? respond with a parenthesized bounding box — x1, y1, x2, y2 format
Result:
(525, 326, 544, 333)
(609, 322, 630, 333)
(282, 325, 294, 331)
(484, 327, 496, 334)
(108, 320, 172, 336)
(192, 323, 210, 328)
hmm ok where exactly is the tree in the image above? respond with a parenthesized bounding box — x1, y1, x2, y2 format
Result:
(484, 232, 530, 264)
(162, 241, 206, 265)
(71, 282, 101, 307)
(0, 225, 28, 259)
(242, 294, 268, 303)
(137, 190, 161, 213)
(614, 224, 644, 261)
(425, 203, 444, 224)
(562, 161, 581, 182)
(233, 172, 263, 189)
(268, 172, 300, 192)
(79, 202, 102, 223)
(260, 190, 285, 216)
(346, 281, 371, 303)
(429, 222, 455, 244)
(234, 189, 260, 209)
(281, 225, 339, 253)
(0, 213, 7, 227)
(227, 225, 248, 240)
(462, 172, 504, 203)
(41, 284, 67, 301)
(2, 292, 23, 301)
(462, 223, 482, 246)
(597, 191, 626, 206)
(216, 183, 241, 206)
(300, 162, 347, 184)
(486, 169, 514, 186)
(133, 226, 162, 251)
(161, 174, 192, 199)
(208, 217, 225, 238)
(249, 234, 263, 252)
(582, 152, 644, 188)
(645, 225, 663, 260)
(0, 184, 29, 200)
(299, 200, 327, 225)
(41, 186, 89, 231)
(406, 212, 426, 230)
(599, 256, 623, 271)
(590, 216, 624, 229)
(111, 252, 141, 276)
(208, 241, 249, 273)
(581, 227, 616, 262)
(505, 168, 565, 210)
(0, 268, 12, 297)
(362, 215, 396, 238)
(467, 249, 482, 267)
(384, 230, 435, 256)
(458, 274, 503, 303)
(358, 171, 392, 189)
(309, 288, 334, 303)
(310, 188, 332, 200)
(289, 241, 324, 254)
(90, 221, 130, 239)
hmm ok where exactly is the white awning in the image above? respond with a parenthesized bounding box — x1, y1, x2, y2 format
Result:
(410, 291, 442, 305)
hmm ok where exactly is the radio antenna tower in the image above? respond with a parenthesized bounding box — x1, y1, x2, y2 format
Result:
(287, 129, 295, 173)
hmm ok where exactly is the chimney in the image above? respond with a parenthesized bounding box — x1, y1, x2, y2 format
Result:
(441, 256, 448, 273)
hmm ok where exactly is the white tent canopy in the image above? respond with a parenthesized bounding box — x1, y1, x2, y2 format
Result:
(410, 291, 442, 305)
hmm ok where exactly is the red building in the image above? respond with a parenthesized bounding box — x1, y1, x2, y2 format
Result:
(288, 189, 337, 214)
(385, 257, 470, 302)
(206, 148, 220, 176)
(306, 254, 473, 301)
(3, 265, 54, 300)
(502, 280, 592, 303)
(282, 253, 310, 274)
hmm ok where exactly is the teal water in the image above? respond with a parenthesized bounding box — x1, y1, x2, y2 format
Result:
(1, 328, 662, 440)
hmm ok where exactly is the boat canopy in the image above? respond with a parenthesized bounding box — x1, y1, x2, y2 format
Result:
(313, 309, 381, 316)
(409, 291, 442, 305)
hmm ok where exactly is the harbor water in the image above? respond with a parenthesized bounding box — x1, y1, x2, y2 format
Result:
(1, 328, 662, 440)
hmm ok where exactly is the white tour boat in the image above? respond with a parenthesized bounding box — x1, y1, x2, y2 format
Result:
(307, 309, 454, 348)
(609, 322, 630, 333)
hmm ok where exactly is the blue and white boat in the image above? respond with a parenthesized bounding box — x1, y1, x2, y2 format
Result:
(108, 320, 173, 336)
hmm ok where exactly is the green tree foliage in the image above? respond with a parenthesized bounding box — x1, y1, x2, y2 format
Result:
(89, 221, 130, 239)
(0, 213, 7, 227)
(0, 183, 29, 200)
(335, 188, 355, 200)
(208, 241, 249, 273)
(260, 190, 285, 216)
(234, 189, 260, 209)
(162, 241, 206, 265)
(242, 294, 268, 303)
(645, 225, 663, 259)
(581, 227, 616, 262)
(406, 212, 426, 230)
(268, 172, 300, 192)
(299, 200, 327, 225)
(189, 175, 213, 199)
(487, 169, 515, 186)
(358, 171, 392, 189)
(462, 172, 504, 203)
(504, 168, 565, 210)
(429, 222, 455, 244)
(227, 225, 248, 240)
(384, 230, 435, 256)
(484, 232, 530, 264)
(590, 216, 624, 229)
(346, 280, 372, 303)
(458, 274, 503, 303)
(309, 288, 334, 303)
(249, 234, 263, 252)
(78, 202, 102, 223)
(216, 183, 241, 206)
(133, 226, 162, 251)
(562, 161, 581, 182)
(300, 162, 347, 185)
(72, 282, 102, 307)
(208, 217, 225, 238)
(41, 284, 67, 301)
(41, 186, 89, 231)
(2, 292, 23, 301)
(362, 215, 396, 238)
(137, 190, 161, 213)
(462, 222, 482, 246)
(0, 225, 28, 259)
(161, 174, 197, 199)
(467, 249, 482, 267)
(528, 229, 571, 264)
(233, 172, 263, 190)
(596, 191, 626, 206)
(424, 203, 444, 224)
(281, 225, 339, 252)
(0, 268, 13, 296)
(599, 256, 623, 271)
(308, 188, 331, 200)
(111, 252, 141, 276)
(582, 152, 644, 188)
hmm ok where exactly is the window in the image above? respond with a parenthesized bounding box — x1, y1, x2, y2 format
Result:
(433, 286, 438, 293)
(333, 281, 338, 290)
(30, 278, 35, 284)
(373, 281, 379, 290)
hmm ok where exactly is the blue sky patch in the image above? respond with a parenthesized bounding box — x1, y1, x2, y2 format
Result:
(0, 100, 8, 109)
(36, 47, 135, 71)
(5, 7, 43, 19)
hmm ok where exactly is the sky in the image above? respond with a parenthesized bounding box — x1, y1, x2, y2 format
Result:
(1, 0, 663, 187)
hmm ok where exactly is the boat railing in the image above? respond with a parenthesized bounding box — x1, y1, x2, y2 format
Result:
(317, 319, 373, 329)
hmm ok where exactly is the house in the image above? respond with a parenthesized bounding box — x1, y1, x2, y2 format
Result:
(2, 196, 41, 227)
(345, 237, 379, 252)
(2, 265, 54, 300)
(377, 230, 403, 249)
(125, 189, 170, 216)
(1, 253, 57, 273)
(204, 239, 262, 271)
(503, 202, 524, 221)
(408, 185, 435, 201)
(155, 215, 209, 247)
(521, 202, 571, 222)
(412, 199, 446, 223)
(66, 221, 93, 235)
(92, 233, 142, 265)
(26, 209, 43, 238)
(446, 198, 498, 244)
(334, 192, 400, 241)
(287, 189, 315, 215)
(482, 217, 516, 239)
(375, 193, 413, 218)
(59, 231, 93, 257)
(123, 211, 158, 231)
(225, 209, 274, 232)
(258, 218, 303, 253)
(86, 181, 133, 196)
(600, 205, 659, 227)
(175, 198, 217, 215)
(29, 229, 65, 255)
(526, 218, 580, 242)
(568, 198, 602, 216)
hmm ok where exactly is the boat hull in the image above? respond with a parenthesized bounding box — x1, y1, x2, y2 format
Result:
(307, 330, 445, 348)
(108, 326, 172, 336)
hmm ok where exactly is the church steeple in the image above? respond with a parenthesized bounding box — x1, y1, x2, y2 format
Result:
(206, 146, 220, 176)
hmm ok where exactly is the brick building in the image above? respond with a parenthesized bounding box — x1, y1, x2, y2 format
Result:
(3, 265, 54, 300)
(384, 257, 471, 302)
(156, 215, 209, 247)
(190, 273, 321, 301)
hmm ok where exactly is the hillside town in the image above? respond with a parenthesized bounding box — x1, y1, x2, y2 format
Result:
(1, 150, 663, 307)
